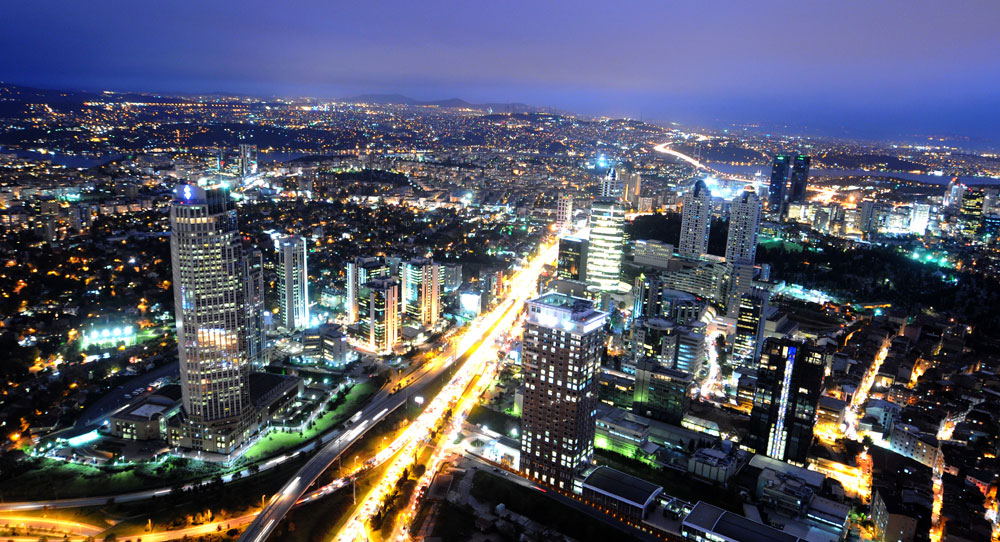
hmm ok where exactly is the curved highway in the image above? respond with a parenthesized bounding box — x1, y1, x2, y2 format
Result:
(240, 241, 557, 542)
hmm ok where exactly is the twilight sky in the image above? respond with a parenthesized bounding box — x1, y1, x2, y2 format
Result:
(3, 0, 999, 143)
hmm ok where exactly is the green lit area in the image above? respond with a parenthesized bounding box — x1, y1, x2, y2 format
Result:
(908, 249, 954, 269)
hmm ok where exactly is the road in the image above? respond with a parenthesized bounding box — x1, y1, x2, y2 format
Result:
(242, 241, 558, 542)
(332, 241, 556, 542)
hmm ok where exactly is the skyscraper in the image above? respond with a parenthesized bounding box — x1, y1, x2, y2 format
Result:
(909, 204, 930, 235)
(768, 155, 791, 215)
(622, 170, 642, 207)
(402, 257, 441, 328)
(787, 154, 811, 204)
(732, 288, 769, 370)
(960, 187, 985, 238)
(944, 178, 965, 209)
(359, 277, 401, 354)
(520, 293, 608, 489)
(276, 235, 309, 331)
(747, 338, 825, 465)
(346, 256, 389, 323)
(557, 236, 587, 281)
(586, 198, 625, 291)
(678, 179, 711, 259)
(170, 183, 254, 453)
(238, 143, 258, 178)
(725, 189, 761, 316)
(557, 194, 574, 229)
(600, 168, 623, 199)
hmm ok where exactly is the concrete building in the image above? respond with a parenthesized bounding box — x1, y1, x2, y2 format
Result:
(725, 189, 761, 316)
(633, 359, 693, 424)
(170, 183, 258, 454)
(346, 256, 389, 323)
(520, 293, 608, 490)
(633, 239, 673, 269)
(557, 193, 574, 228)
(359, 277, 401, 354)
(747, 339, 826, 465)
(276, 235, 309, 331)
(402, 257, 441, 328)
(557, 236, 588, 281)
(679, 179, 712, 259)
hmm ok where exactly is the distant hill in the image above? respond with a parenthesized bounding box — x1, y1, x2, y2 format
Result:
(339, 93, 562, 114)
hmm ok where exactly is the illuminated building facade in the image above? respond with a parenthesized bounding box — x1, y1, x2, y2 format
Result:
(276, 235, 309, 331)
(747, 338, 825, 465)
(679, 180, 711, 259)
(733, 288, 769, 370)
(960, 187, 984, 238)
(557, 194, 574, 228)
(359, 277, 401, 353)
(402, 257, 441, 328)
(520, 293, 608, 490)
(346, 256, 389, 323)
(170, 183, 256, 454)
(238, 143, 257, 178)
(787, 154, 811, 204)
(586, 198, 625, 291)
(725, 189, 761, 316)
(557, 236, 587, 281)
(768, 155, 791, 216)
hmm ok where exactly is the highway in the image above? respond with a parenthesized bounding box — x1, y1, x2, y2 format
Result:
(332, 241, 556, 542)
(241, 241, 558, 542)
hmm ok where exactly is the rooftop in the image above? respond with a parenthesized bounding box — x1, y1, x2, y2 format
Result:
(582, 465, 662, 508)
(683, 501, 803, 542)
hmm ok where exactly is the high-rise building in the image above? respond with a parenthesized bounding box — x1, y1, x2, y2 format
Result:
(725, 189, 761, 265)
(732, 288, 769, 370)
(960, 187, 985, 238)
(402, 257, 441, 328)
(983, 188, 1000, 216)
(520, 293, 608, 489)
(858, 200, 879, 236)
(631, 317, 678, 367)
(245, 249, 265, 367)
(276, 235, 309, 331)
(679, 180, 712, 259)
(346, 257, 389, 323)
(557, 194, 574, 229)
(557, 236, 588, 281)
(675, 322, 707, 375)
(359, 277, 401, 354)
(909, 204, 930, 235)
(944, 178, 965, 209)
(170, 183, 255, 454)
(787, 154, 811, 204)
(747, 338, 825, 465)
(238, 143, 258, 178)
(633, 359, 693, 424)
(725, 189, 761, 317)
(768, 155, 791, 215)
(600, 168, 623, 199)
(586, 198, 625, 291)
(622, 171, 642, 207)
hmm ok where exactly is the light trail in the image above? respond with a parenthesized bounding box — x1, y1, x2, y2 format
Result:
(333, 242, 557, 542)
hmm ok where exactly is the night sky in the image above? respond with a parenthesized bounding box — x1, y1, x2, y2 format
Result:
(3, 1, 999, 142)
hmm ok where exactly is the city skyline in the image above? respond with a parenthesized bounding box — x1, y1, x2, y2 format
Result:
(2, 1, 999, 145)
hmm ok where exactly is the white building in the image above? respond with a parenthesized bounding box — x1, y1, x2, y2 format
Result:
(276, 235, 309, 331)
(587, 197, 625, 291)
(679, 180, 712, 259)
